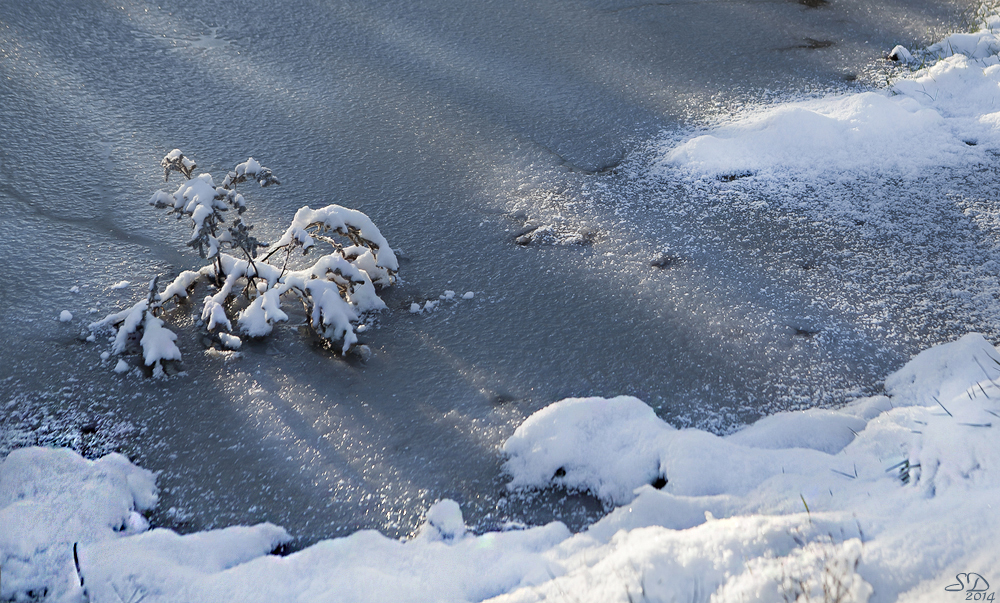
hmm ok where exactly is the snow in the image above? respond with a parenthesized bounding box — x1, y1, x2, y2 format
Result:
(237, 288, 288, 337)
(462, 291, 474, 299)
(139, 314, 182, 376)
(272, 204, 399, 275)
(888, 45, 914, 62)
(212, 250, 386, 352)
(169, 174, 222, 215)
(0, 448, 157, 602)
(502, 396, 675, 504)
(496, 333, 1000, 602)
(69, 286, 80, 294)
(79, 525, 291, 603)
(89, 294, 183, 374)
(76, 500, 569, 603)
(660, 18, 1000, 182)
(235, 157, 262, 178)
(59, 310, 72, 322)
(161, 270, 203, 302)
(107, 154, 396, 361)
(91, 300, 147, 355)
(110, 281, 130, 290)
(201, 294, 232, 332)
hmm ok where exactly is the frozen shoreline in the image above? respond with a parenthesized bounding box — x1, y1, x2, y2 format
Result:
(6, 4, 1000, 602)
(4, 332, 999, 602)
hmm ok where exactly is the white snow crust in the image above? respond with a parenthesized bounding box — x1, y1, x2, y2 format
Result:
(661, 18, 1000, 181)
(0, 448, 157, 602)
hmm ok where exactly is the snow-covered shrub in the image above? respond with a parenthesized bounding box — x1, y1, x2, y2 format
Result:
(91, 151, 397, 375)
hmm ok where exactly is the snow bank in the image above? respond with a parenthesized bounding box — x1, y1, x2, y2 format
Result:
(75, 500, 567, 603)
(8, 333, 998, 602)
(0, 448, 157, 602)
(500, 332, 1000, 602)
(660, 17, 1000, 181)
(79, 525, 291, 603)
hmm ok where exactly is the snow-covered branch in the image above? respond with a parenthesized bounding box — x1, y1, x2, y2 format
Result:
(91, 151, 397, 375)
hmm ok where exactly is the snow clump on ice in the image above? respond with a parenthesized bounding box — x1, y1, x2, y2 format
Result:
(661, 17, 1000, 182)
(58, 310, 72, 322)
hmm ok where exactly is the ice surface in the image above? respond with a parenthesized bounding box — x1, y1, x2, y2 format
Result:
(0, 0, 990, 558)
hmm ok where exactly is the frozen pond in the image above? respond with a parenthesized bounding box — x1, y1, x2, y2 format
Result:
(0, 0, 987, 543)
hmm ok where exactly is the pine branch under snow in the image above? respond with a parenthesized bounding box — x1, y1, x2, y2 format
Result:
(95, 151, 398, 374)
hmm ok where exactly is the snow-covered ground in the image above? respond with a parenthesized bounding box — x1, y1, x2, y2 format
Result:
(6, 7, 1000, 603)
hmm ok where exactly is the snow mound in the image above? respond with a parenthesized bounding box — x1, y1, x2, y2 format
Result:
(660, 18, 1000, 181)
(0, 448, 157, 602)
(502, 396, 675, 504)
(415, 499, 467, 542)
(80, 525, 291, 603)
